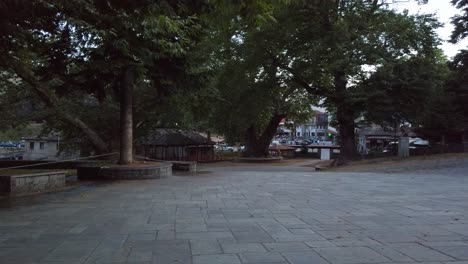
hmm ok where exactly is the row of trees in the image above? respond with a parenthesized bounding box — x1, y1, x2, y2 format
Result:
(197, 0, 467, 158)
(0, 0, 467, 163)
(0, 0, 275, 163)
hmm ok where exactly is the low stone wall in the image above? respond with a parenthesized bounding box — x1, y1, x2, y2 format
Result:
(0, 171, 66, 196)
(77, 163, 172, 180)
(171, 161, 197, 172)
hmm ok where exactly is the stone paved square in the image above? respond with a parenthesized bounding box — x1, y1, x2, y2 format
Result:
(313, 246, 391, 263)
(0, 158, 467, 264)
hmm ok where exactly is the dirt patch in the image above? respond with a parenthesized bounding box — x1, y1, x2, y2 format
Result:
(201, 158, 321, 168)
(326, 153, 468, 173)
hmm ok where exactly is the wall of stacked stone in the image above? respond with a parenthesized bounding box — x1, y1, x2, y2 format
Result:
(0, 171, 66, 196)
(98, 163, 172, 180)
(172, 161, 197, 172)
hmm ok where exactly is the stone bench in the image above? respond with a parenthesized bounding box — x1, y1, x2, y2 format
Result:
(171, 161, 197, 172)
(77, 162, 172, 180)
(0, 171, 66, 196)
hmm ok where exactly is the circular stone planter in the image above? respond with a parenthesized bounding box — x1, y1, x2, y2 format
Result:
(77, 162, 172, 180)
(236, 157, 283, 163)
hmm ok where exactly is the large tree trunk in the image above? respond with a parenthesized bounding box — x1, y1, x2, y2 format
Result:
(243, 113, 286, 157)
(2, 55, 109, 154)
(118, 67, 134, 165)
(337, 109, 357, 160)
(334, 70, 358, 161)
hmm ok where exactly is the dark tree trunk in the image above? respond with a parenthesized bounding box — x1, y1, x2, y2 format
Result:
(334, 69, 357, 161)
(337, 109, 357, 160)
(118, 67, 135, 165)
(243, 114, 286, 157)
(61, 113, 109, 154)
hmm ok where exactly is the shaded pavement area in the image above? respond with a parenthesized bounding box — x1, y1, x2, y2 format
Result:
(1, 155, 468, 264)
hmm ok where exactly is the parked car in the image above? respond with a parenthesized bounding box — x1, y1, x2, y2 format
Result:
(383, 138, 430, 153)
(223, 146, 235, 152)
(0, 141, 21, 148)
(409, 138, 429, 149)
(216, 144, 235, 152)
(301, 139, 314, 145)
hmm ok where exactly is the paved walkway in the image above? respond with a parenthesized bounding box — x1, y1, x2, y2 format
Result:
(1, 161, 468, 264)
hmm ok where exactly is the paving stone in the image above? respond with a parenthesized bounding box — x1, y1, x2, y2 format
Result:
(432, 245, 468, 260)
(330, 237, 383, 247)
(421, 241, 468, 247)
(368, 232, 424, 243)
(314, 246, 391, 264)
(177, 231, 234, 240)
(232, 230, 274, 243)
(388, 242, 455, 261)
(304, 240, 336, 248)
(85, 247, 132, 264)
(288, 228, 316, 235)
(156, 230, 175, 240)
(274, 218, 309, 228)
(258, 222, 293, 237)
(262, 242, 311, 252)
(419, 234, 468, 242)
(273, 234, 326, 242)
(316, 230, 363, 240)
(221, 243, 267, 253)
(127, 233, 156, 242)
(367, 244, 414, 262)
(193, 254, 241, 264)
(152, 240, 192, 264)
(386, 262, 443, 264)
(282, 251, 330, 264)
(191, 239, 222, 255)
(127, 248, 152, 262)
(240, 252, 286, 263)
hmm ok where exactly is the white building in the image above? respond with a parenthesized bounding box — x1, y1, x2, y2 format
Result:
(279, 111, 334, 140)
(23, 134, 79, 161)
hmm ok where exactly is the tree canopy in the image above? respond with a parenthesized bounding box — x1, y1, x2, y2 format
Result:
(214, 0, 442, 159)
(0, 0, 463, 162)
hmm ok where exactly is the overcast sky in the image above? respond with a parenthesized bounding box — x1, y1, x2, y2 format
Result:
(394, 0, 468, 59)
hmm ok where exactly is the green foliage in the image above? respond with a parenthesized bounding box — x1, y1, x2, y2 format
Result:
(0, 0, 290, 150)
(0, 0, 461, 154)
(243, 0, 443, 157)
(193, 13, 317, 144)
(450, 0, 468, 43)
(357, 54, 450, 127)
(0, 0, 209, 149)
(448, 0, 468, 137)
